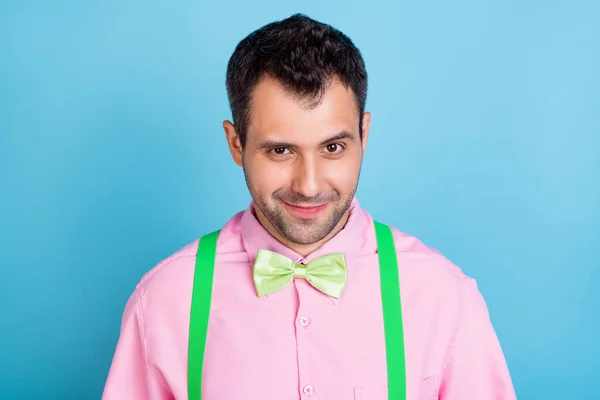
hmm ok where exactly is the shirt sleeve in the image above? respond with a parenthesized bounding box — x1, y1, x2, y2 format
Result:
(438, 277, 517, 399)
(102, 287, 173, 400)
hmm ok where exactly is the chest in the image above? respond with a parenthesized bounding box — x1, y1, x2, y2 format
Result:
(148, 253, 445, 400)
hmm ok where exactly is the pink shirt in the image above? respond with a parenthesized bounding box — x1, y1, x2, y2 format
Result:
(102, 199, 516, 400)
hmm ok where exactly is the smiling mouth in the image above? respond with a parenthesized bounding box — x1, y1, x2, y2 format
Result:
(281, 201, 329, 219)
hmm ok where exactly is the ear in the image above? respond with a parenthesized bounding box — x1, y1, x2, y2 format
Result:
(361, 111, 371, 152)
(223, 120, 243, 167)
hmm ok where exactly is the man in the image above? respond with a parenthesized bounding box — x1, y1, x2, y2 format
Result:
(102, 13, 516, 400)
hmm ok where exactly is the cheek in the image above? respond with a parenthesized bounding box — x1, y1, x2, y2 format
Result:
(322, 157, 361, 193)
(246, 157, 290, 193)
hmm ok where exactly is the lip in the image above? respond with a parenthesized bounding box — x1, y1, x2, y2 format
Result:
(282, 201, 328, 219)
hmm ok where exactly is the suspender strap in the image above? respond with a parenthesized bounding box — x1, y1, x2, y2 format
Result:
(188, 222, 406, 400)
(374, 221, 407, 400)
(187, 230, 220, 400)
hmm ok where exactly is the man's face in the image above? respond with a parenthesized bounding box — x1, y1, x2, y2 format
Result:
(225, 76, 370, 247)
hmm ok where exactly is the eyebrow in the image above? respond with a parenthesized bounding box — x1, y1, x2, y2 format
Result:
(257, 130, 356, 150)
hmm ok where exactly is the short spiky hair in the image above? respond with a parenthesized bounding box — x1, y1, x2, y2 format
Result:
(225, 13, 368, 147)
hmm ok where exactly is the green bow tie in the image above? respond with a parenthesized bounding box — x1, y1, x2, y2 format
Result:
(252, 249, 348, 298)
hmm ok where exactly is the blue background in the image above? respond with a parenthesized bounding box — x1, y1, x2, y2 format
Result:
(1, 1, 598, 399)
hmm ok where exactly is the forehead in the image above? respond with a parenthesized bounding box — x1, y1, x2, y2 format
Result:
(246, 76, 360, 144)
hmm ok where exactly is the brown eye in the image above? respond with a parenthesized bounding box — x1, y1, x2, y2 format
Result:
(325, 143, 343, 153)
(272, 147, 288, 155)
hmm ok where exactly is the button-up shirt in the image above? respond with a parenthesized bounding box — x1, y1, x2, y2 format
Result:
(102, 199, 516, 399)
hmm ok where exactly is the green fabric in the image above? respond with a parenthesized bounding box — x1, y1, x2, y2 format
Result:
(252, 249, 347, 298)
(188, 221, 406, 400)
(374, 221, 407, 399)
(187, 229, 219, 400)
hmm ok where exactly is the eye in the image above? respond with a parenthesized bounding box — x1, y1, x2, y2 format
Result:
(271, 147, 290, 155)
(325, 143, 344, 154)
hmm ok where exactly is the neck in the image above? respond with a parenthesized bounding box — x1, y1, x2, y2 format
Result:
(254, 208, 351, 258)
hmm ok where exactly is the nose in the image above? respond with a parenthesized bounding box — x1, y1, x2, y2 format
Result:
(290, 155, 321, 199)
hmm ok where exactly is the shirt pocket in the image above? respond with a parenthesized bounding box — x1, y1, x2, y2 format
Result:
(353, 376, 439, 400)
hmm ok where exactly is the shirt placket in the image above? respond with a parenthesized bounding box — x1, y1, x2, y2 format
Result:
(294, 276, 319, 399)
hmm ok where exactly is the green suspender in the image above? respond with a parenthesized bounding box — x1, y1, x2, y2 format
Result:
(187, 222, 406, 400)
(187, 230, 219, 400)
(374, 221, 407, 400)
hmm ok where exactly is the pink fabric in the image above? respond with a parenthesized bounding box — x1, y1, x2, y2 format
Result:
(102, 199, 516, 399)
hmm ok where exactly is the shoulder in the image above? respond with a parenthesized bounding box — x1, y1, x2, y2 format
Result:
(363, 214, 474, 317)
(133, 211, 246, 299)
(363, 211, 468, 283)
(388, 223, 467, 283)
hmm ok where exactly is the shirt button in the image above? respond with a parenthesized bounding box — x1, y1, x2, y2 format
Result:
(303, 385, 314, 396)
(299, 316, 310, 327)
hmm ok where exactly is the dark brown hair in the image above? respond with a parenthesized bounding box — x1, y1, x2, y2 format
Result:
(225, 13, 368, 146)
